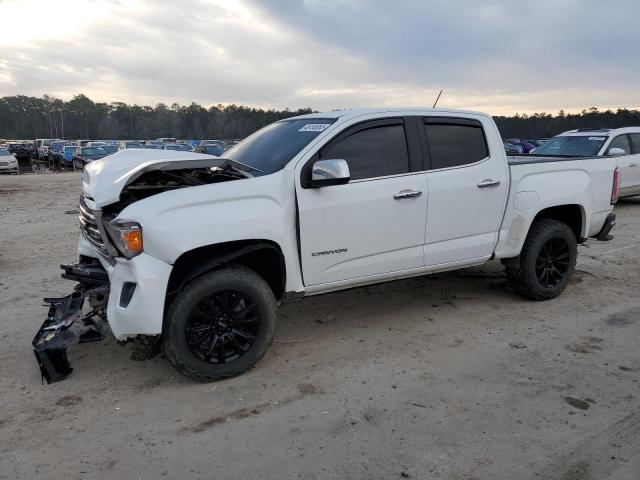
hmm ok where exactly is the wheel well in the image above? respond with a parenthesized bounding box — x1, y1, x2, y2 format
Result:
(532, 204, 584, 241)
(166, 240, 286, 301)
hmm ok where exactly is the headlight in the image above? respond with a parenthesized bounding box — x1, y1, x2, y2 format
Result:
(104, 221, 143, 259)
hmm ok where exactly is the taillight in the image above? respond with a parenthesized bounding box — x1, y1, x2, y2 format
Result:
(611, 167, 620, 204)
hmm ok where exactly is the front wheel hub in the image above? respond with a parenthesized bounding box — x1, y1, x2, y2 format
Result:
(185, 290, 260, 364)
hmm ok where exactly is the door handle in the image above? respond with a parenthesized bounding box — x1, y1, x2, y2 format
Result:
(477, 179, 501, 189)
(393, 190, 423, 200)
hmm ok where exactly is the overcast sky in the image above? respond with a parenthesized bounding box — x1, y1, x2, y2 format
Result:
(1, 0, 639, 115)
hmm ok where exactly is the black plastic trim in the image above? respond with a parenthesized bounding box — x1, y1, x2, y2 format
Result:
(593, 213, 616, 241)
(119, 282, 137, 308)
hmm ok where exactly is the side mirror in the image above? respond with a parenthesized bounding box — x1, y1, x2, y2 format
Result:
(310, 159, 350, 187)
(607, 147, 627, 157)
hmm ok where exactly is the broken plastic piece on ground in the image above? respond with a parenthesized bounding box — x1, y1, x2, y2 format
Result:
(78, 325, 105, 343)
(32, 291, 85, 383)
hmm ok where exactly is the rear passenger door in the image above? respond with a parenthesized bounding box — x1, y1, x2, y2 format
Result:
(421, 117, 509, 266)
(296, 117, 428, 286)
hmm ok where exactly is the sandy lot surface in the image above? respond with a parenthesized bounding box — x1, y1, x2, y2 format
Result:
(1, 172, 639, 480)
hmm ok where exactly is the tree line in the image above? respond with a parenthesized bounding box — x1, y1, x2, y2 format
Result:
(0, 94, 313, 140)
(1, 94, 639, 140)
(494, 107, 640, 139)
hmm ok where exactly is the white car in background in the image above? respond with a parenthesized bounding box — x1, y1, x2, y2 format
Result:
(0, 148, 19, 173)
(534, 127, 640, 198)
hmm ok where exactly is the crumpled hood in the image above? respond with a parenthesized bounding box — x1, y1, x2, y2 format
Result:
(82, 150, 219, 207)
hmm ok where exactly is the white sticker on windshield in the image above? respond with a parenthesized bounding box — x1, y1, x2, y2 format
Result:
(588, 137, 606, 141)
(299, 123, 330, 132)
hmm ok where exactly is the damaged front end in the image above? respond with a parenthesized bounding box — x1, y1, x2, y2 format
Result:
(32, 261, 110, 383)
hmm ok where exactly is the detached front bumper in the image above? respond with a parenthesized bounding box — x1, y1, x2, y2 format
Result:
(32, 261, 110, 383)
(33, 290, 85, 383)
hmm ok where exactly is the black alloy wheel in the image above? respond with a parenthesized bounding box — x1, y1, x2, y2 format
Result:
(534, 238, 571, 288)
(185, 290, 261, 364)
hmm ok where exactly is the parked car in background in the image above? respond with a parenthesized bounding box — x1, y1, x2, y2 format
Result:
(533, 127, 640, 198)
(7, 142, 31, 161)
(195, 143, 225, 156)
(47, 142, 66, 167)
(118, 141, 146, 150)
(62, 145, 76, 167)
(503, 141, 522, 155)
(505, 138, 538, 153)
(101, 145, 118, 155)
(0, 148, 19, 173)
(72, 146, 109, 169)
(162, 144, 193, 151)
(34, 139, 62, 159)
(154, 137, 178, 144)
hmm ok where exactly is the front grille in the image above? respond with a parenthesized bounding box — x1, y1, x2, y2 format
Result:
(79, 195, 115, 264)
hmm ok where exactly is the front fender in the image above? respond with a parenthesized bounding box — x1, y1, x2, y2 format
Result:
(115, 170, 302, 292)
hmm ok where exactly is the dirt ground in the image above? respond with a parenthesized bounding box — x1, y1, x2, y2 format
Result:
(1, 172, 639, 480)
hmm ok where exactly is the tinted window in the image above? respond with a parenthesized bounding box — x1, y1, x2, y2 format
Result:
(607, 135, 631, 155)
(425, 124, 488, 169)
(320, 123, 409, 180)
(225, 118, 336, 176)
(629, 133, 640, 154)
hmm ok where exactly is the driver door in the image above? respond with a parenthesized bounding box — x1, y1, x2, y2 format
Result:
(296, 118, 428, 287)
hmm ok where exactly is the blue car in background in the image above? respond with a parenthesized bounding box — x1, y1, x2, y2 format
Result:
(62, 145, 76, 166)
(505, 138, 537, 153)
(503, 141, 522, 154)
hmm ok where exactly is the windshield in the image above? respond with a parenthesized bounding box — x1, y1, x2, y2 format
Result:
(0, 149, 10, 156)
(533, 135, 607, 157)
(224, 118, 336, 175)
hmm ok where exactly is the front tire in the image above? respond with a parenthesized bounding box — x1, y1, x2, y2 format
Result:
(505, 219, 577, 301)
(163, 265, 277, 382)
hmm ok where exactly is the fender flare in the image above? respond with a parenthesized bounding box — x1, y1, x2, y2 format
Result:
(166, 241, 284, 297)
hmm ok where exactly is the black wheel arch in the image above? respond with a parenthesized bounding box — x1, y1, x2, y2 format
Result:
(530, 204, 585, 242)
(166, 240, 286, 303)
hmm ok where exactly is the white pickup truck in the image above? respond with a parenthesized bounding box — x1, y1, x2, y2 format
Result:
(32, 108, 619, 383)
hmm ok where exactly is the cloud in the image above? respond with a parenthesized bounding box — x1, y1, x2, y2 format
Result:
(1, 0, 639, 114)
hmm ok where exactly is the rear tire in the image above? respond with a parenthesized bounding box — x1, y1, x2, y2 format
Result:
(163, 265, 277, 382)
(505, 219, 577, 301)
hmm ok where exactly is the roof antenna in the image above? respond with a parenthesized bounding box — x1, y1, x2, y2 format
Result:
(432, 89, 443, 108)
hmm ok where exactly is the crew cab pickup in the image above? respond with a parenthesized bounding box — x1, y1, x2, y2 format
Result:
(32, 108, 619, 383)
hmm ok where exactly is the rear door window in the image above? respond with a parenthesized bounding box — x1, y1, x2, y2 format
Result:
(424, 121, 488, 169)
